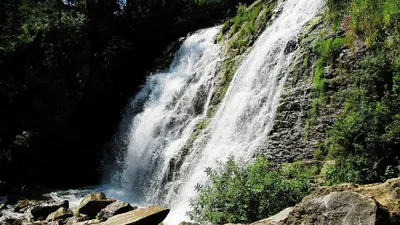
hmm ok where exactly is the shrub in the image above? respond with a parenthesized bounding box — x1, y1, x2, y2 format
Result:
(322, 51, 400, 184)
(188, 156, 317, 224)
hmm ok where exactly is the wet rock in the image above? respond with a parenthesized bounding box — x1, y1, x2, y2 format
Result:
(152, 37, 185, 72)
(78, 192, 115, 218)
(0, 203, 7, 210)
(46, 207, 73, 222)
(14, 200, 32, 213)
(193, 86, 208, 115)
(97, 200, 137, 220)
(7, 218, 26, 225)
(99, 205, 169, 225)
(31, 200, 69, 220)
(284, 39, 298, 54)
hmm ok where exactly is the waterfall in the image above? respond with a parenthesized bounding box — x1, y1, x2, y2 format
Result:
(113, 27, 222, 203)
(111, 0, 325, 224)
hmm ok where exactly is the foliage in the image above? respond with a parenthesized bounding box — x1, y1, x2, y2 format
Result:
(322, 53, 400, 184)
(328, 0, 400, 46)
(188, 156, 317, 224)
(306, 36, 347, 129)
(227, 1, 275, 51)
(314, 0, 400, 185)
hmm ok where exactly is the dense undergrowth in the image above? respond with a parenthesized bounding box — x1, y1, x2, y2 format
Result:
(188, 157, 317, 224)
(320, 0, 400, 184)
(189, 0, 400, 224)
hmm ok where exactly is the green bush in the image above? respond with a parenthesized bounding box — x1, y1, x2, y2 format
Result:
(328, 0, 400, 46)
(322, 51, 400, 184)
(188, 157, 317, 224)
(226, 1, 276, 51)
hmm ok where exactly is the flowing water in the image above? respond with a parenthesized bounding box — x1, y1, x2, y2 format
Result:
(110, 0, 325, 224)
(113, 27, 222, 204)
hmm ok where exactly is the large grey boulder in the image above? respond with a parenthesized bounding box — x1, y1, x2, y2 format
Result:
(283, 191, 377, 225)
(97, 200, 137, 220)
(250, 207, 293, 225)
(78, 192, 115, 218)
(99, 205, 169, 225)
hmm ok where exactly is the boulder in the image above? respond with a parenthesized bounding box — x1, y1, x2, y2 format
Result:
(0, 203, 7, 210)
(13, 200, 32, 213)
(99, 205, 169, 225)
(66, 214, 92, 225)
(78, 192, 115, 218)
(282, 191, 377, 224)
(97, 200, 137, 220)
(46, 207, 73, 221)
(250, 207, 293, 225)
(246, 178, 400, 225)
(31, 200, 69, 219)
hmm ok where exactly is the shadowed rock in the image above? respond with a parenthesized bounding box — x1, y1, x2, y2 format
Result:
(31, 200, 69, 220)
(46, 207, 73, 221)
(99, 205, 169, 225)
(97, 200, 137, 220)
(78, 192, 115, 218)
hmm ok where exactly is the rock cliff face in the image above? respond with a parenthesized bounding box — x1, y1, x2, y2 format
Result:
(263, 11, 367, 162)
(262, 15, 328, 162)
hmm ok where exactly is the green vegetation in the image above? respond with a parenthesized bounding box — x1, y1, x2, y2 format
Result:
(188, 157, 318, 224)
(220, 1, 276, 51)
(185, 0, 400, 223)
(322, 51, 400, 184)
(327, 0, 400, 46)
(318, 0, 400, 185)
(306, 36, 348, 131)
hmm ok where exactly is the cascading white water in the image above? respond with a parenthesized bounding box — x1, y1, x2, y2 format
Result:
(115, 27, 222, 203)
(112, 0, 325, 224)
(164, 0, 325, 223)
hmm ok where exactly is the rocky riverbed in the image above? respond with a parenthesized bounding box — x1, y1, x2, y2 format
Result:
(0, 191, 169, 225)
(1, 178, 400, 225)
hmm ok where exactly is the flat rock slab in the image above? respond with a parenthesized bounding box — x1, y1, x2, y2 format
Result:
(99, 206, 170, 225)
